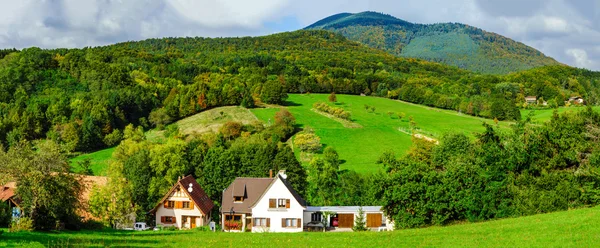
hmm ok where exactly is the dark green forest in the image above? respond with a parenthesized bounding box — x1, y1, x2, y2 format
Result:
(0, 29, 598, 156)
(306, 11, 560, 74)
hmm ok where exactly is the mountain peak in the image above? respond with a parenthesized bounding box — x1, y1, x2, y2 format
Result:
(305, 12, 559, 74)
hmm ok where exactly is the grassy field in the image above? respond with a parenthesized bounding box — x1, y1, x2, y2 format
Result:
(522, 106, 600, 123)
(2, 206, 599, 247)
(69, 107, 258, 175)
(145, 106, 258, 143)
(252, 94, 509, 173)
(68, 147, 116, 176)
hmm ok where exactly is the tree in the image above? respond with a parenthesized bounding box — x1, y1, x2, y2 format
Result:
(241, 91, 256, 108)
(149, 107, 173, 130)
(397, 112, 406, 121)
(323, 147, 339, 168)
(0, 141, 82, 230)
(220, 121, 243, 140)
(352, 207, 368, 231)
(328, 92, 337, 103)
(261, 79, 288, 104)
(89, 161, 137, 229)
(274, 109, 296, 137)
(76, 158, 94, 176)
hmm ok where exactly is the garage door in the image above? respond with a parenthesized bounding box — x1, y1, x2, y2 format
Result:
(366, 213, 382, 227)
(337, 214, 354, 228)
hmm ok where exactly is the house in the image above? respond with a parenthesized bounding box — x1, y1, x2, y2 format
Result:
(568, 96, 585, 105)
(304, 206, 393, 231)
(150, 175, 214, 229)
(221, 170, 306, 232)
(1, 176, 109, 222)
(525, 96, 537, 104)
(0, 182, 21, 219)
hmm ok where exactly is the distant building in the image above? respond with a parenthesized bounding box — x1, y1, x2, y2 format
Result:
(568, 96, 585, 105)
(525, 96, 537, 104)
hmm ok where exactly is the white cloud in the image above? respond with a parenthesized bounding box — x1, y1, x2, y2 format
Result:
(566, 48, 596, 69)
(0, 0, 597, 71)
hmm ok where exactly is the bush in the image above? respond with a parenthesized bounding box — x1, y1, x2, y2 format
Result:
(103, 129, 123, 147)
(294, 132, 322, 153)
(9, 217, 34, 232)
(313, 102, 352, 120)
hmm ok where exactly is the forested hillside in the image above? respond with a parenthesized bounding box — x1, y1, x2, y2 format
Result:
(306, 11, 560, 74)
(0, 30, 598, 154)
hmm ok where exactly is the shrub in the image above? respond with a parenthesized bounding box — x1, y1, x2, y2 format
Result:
(294, 132, 322, 153)
(313, 102, 352, 120)
(103, 129, 123, 147)
(9, 217, 34, 232)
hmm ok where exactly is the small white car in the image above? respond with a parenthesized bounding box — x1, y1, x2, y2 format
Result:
(133, 222, 151, 231)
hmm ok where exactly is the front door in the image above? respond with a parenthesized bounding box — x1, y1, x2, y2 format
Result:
(190, 216, 197, 228)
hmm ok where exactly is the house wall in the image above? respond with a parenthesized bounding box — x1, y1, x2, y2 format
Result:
(251, 178, 304, 233)
(303, 210, 394, 231)
(155, 193, 205, 229)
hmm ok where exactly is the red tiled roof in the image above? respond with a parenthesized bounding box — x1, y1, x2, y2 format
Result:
(0, 185, 15, 202)
(179, 175, 214, 215)
(150, 175, 214, 215)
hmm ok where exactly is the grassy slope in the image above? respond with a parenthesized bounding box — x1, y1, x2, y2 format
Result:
(69, 106, 257, 175)
(2, 206, 599, 247)
(68, 147, 116, 176)
(522, 106, 600, 123)
(252, 94, 509, 173)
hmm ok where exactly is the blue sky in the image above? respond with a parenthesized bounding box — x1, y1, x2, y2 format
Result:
(0, 0, 598, 71)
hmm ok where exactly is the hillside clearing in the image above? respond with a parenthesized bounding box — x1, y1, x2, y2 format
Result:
(252, 94, 511, 173)
(146, 106, 259, 143)
(2, 206, 599, 247)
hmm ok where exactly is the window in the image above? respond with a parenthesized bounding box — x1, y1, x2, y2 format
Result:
(234, 196, 243, 203)
(164, 216, 175, 224)
(225, 215, 242, 221)
(182, 201, 190, 209)
(282, 218, 300, 228)
(311, 212, 322, 222)
(165, 201, 175, 209)
(253, 218, 268, 227)
(278, 199, 286, 208)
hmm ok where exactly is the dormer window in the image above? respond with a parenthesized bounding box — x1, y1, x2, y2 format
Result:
(234, 196, 243, 203)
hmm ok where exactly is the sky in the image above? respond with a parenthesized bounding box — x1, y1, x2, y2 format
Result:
(0, 0, 598, 71)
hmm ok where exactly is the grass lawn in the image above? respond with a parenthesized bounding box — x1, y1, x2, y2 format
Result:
(252, 94, 510, 174)
(68, 147, 116, 176)
(2, 206, 599, 247)
(521, 106, 600, 123)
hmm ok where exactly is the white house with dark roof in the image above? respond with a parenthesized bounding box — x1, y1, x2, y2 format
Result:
(221, 170, 306, 232)
(221, 170, 392, 232)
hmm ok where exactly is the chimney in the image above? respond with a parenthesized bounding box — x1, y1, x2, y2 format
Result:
(269, 169, 273, 178)
(278, 170, 287, 180)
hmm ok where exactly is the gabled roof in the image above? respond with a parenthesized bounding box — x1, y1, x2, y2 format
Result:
(150, 175, 214, 215)
(275, 174, 306, 207)
(0, 183, 16, 203)
(221, 177, 273, 214)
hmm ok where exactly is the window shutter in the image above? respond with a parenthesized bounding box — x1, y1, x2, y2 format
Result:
(161, 216, 165, 223)
(163, 201, 168, 208)
(282, 218, 286, 227)
(176, 201, 182, 209)
(172, 216, 176, 224)
(189, 201, 195, 210)
(297, 218, 301, 228)
(266, 218, 270, 227)
(286, 199, 290, 208)
(269, 199, 276, 208)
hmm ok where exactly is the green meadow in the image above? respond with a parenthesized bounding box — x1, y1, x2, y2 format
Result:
(70, 94, 512, 175)
(522, 106, 600, 123)
(2, 206, 599, 247)
(69, 147, 116, 176)
(252, 94, 509, 173)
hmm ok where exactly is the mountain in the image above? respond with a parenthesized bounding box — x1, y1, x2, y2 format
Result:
(306, 11, 561, 74)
